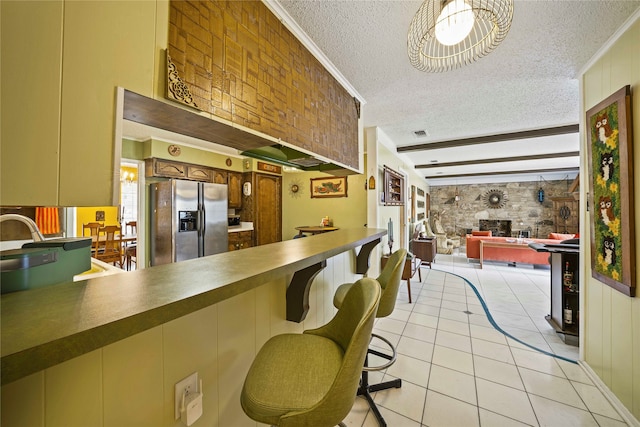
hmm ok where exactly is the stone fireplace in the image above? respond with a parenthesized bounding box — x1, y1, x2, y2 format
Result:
(428, 179, 579, 240)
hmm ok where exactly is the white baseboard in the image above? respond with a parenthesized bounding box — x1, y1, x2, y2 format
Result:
(579, 360, 640, 426)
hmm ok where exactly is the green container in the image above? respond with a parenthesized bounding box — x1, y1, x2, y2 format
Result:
(1, 238, 92, 294)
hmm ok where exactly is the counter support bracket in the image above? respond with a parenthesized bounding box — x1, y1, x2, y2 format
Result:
(286, 260, 327, 322)
(356, 238, 381, 275)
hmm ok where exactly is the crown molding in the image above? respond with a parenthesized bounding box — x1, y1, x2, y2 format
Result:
(263, 0, 366, 105)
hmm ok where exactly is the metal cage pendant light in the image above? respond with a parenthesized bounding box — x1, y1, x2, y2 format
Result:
(408, 0, 514, 72)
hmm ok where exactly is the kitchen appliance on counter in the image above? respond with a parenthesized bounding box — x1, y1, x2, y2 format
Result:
(150, 180, 228, 265)
(1, 238, 92, 294)
(228, 214, 241, 227)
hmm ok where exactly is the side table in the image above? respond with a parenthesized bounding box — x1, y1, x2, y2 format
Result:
(381, 255, 421, 303)
(412, 238, 436, 268)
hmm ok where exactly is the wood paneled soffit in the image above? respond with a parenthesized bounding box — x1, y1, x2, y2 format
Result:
(397, 125, 579, 153)
(167, 0, 359, 170)
(123, 90, 275, 153)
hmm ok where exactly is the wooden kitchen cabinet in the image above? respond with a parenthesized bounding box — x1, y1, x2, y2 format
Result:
(145, 159, 247, 210)
(187, 165, 213, 182)
(146, 158, 187, 179)
(212, 170, 227, 184)
(228, 171, 243, 208)
(146, 158, 219, 183)
(228, 230, 253, 251)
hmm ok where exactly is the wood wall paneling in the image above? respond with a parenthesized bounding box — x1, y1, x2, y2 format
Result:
(582, 17, 640, 420)
(168, 0, 359, 169)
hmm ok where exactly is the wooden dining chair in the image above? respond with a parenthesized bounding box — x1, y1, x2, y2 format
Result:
(124, 221, 137, 270)
(83, 222, 104, 236)
(125, 221, 136, 234)
(83, 222, 104, 255)
(96, 225, 123, 268)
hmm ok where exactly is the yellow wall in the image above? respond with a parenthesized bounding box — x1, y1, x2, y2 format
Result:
(76, 207, 119, 237)
(581, 15, 640, 418)
(282, 171, 367, 240)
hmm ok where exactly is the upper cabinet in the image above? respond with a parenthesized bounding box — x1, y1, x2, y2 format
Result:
(187, 165, 214, 182)
(1, 1, 63, 206)
(1, 1, 159, 206)
(228, 172, 243, 209)
(148, 159, 187, 179)
(145, 158, 244, 209)
(212, 170, 227, 185)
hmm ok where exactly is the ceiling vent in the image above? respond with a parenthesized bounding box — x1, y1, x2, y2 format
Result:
(413, 130, 428, 138)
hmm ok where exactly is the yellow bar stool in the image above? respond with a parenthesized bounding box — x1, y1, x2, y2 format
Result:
(333, 248, 407, 427)
(241, 278, 381, 427)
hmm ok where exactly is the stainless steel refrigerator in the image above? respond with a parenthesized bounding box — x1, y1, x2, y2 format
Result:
(150, 180, 228, 265)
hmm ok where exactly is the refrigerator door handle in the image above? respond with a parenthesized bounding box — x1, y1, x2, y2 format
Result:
(197, 207, 204, 236)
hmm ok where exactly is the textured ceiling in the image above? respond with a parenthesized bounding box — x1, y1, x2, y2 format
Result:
(274, 0, 640, 184)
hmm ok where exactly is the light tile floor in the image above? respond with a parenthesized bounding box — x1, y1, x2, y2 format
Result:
(345, 252, 629, 426)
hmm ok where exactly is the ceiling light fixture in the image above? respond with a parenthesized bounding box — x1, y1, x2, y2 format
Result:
(435, 0, 474, 46)
(407, 0, 514, 72)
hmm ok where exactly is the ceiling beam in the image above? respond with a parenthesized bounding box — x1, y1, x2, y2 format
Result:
(425, 167, 579, 180)
(415, 151, 580, 169)
(398, 124, 579, 152)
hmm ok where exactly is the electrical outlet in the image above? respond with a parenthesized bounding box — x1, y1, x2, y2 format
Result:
(175, 372, 199, 420)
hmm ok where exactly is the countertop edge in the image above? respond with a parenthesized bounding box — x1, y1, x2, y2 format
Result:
(1, 228, 385, 385)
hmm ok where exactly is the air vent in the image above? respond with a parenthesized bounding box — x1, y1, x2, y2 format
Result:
(413, 130, 428, 138)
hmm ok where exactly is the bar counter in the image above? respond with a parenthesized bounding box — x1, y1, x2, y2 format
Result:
(1, 228, 385, 386)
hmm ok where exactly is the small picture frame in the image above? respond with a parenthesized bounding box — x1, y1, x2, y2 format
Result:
(310, 176, 348, 198)
(586, 85, 635, 296)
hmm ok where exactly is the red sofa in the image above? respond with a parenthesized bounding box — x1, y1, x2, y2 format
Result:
(465, 232, 576, 266)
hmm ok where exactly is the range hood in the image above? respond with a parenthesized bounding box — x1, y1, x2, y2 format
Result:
(241, 145, 356, 175)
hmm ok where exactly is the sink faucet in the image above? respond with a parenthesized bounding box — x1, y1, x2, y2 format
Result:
(0, 214, 46, 242)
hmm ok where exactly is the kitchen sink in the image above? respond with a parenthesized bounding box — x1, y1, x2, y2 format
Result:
(73, 258, 124, 281)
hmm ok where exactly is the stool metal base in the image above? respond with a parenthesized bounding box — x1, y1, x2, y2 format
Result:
(357, 334, 401, 427)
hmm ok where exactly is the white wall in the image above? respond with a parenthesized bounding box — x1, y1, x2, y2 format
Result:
(365, 127, 429, 264)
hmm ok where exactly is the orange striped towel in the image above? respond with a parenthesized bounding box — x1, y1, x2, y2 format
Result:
(35, 207, 60, 235)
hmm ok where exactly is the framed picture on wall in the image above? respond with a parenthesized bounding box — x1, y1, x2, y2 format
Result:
(586, 85, 635, 296)
(411, 186, 427, 223)
(310, 176, 348, 198)
(411, 185, 416, 221)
